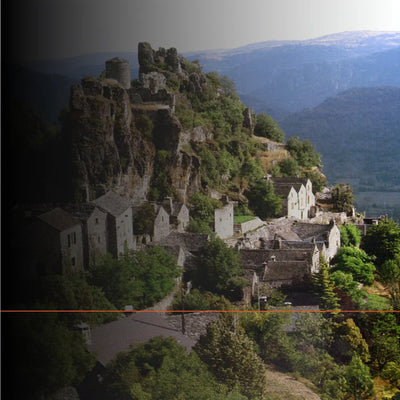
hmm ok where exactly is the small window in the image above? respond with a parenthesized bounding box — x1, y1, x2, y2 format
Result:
(95, 218, 99, 224)
(162, 216, 164, 222)
(98, 236, 101, 243)
(71, 257, 76, 266)
(73, 232, 77, 244)
(67, 234, 71, 247)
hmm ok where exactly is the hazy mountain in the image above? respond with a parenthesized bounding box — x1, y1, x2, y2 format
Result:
(279, 86, 400, 193)
(188, 31, 400, 115)
(4, 64, 75, 124)
(21, 31, 400, 120)
(25, 52, 140, 82)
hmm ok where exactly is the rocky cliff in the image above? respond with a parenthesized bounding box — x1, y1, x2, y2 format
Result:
(67, 43, 219, 204)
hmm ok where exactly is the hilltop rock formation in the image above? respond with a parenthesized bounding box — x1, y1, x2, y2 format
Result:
(67, 44, 213, 203)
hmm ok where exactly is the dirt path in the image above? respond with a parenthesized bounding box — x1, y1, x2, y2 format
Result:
(264, 368, 321, 400)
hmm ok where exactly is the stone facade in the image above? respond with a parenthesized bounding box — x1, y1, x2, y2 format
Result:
(272, 178, 315, 219)
(66, 204, 108, 268)
(91, 191, 135, 258)
(29, 208, 85, 274)
(234, 217, 265, 234)
(153, 205, 170, 242)
(214, 202, 234, 239)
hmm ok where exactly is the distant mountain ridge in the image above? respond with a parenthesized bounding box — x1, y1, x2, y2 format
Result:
(280, 86, 400, 193)
(18, 31, 400, 120)
(188, 31, 400, 116)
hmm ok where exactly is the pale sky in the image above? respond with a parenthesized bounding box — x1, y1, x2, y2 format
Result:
(6, 0, 400, 61)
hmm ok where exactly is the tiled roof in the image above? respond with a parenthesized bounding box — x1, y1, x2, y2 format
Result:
(91, 191, 131, 217)
(38, 207, 81, 231)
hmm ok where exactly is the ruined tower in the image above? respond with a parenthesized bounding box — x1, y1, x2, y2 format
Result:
(105, 57, 131, 89)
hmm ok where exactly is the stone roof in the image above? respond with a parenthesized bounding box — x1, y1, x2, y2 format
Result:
(91, 191, 131, 217)
(271, 177, 309, 198)
(263, 261, 310, 282)
(290, 222, 333, 242)
(273, 184, 298, 198)
(240, 249, 313, 268)
(153, 232, 209, 253)
(171, 202, 185, 217)
(64, 203, 104, 221)
(38, 207, 81, 231)
(261, 239, 316, 250)
(272, 177, 309, 185)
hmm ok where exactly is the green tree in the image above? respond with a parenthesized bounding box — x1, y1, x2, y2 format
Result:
(340, 225, 362, 247)
(368, 313, 400, 371)
(191, 236, 245, 299)
(278, 158, 300, 177)
(344, 356, 374, 399)
(246, 180, 282, 220)
(381, 362, 400, 387)
(303, 170, 327, 193)
(5, 313, 95, 399)
(331, 183, 355, 214)
(330, 270, 364, 306)
(132, 203, 156, 235)
(89, 248, 180, 309)
(361, 218, 400, 269)
(286, 136, 322, 168)
(103, 336, 248, 400)
(331, 246, 376, 285)
(39, 269, 118, 327)
(254, 112, 285, 142)
(331, 319, 370, 364)
(313, 258, 341, 310)
(194, 315, 265, 399)
(187, 193, 222, 234)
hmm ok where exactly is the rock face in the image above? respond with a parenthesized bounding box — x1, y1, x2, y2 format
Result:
(69, 78, 155, 203)
(68, 48, 206, 204)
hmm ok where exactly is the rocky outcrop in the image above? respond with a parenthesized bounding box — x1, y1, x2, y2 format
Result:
(68, 49, 207, 204)
(69, 78, 156, 203)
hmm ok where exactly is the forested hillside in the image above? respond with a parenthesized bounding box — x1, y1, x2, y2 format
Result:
(280, 87, 400, 193)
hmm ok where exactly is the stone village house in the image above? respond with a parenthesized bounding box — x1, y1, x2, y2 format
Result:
(91, 191, 135, 258)
(271, 177, 316, 220)
(26, 207, 85, 275)
(66, 203, 108, 268)
(236, 219, 340, 302)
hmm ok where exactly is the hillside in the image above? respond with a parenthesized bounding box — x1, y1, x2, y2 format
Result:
(279, 86, 400, 217)
(4, 64, 75, 124)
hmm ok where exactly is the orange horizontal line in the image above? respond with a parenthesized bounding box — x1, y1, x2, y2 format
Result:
(1, 309, 399, 313)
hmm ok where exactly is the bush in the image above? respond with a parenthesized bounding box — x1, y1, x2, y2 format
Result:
(89, 248, 180, 309)
(254, 112, 285, 142)
(191, 236, 245, 299)
(340, 224, 362, 247)
(331, 246, 376, 285)
(286, 136, 321, 168)
(245, 180, 282, 220)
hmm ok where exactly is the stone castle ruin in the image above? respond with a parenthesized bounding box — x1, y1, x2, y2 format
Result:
(105, 57, 131, 89)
